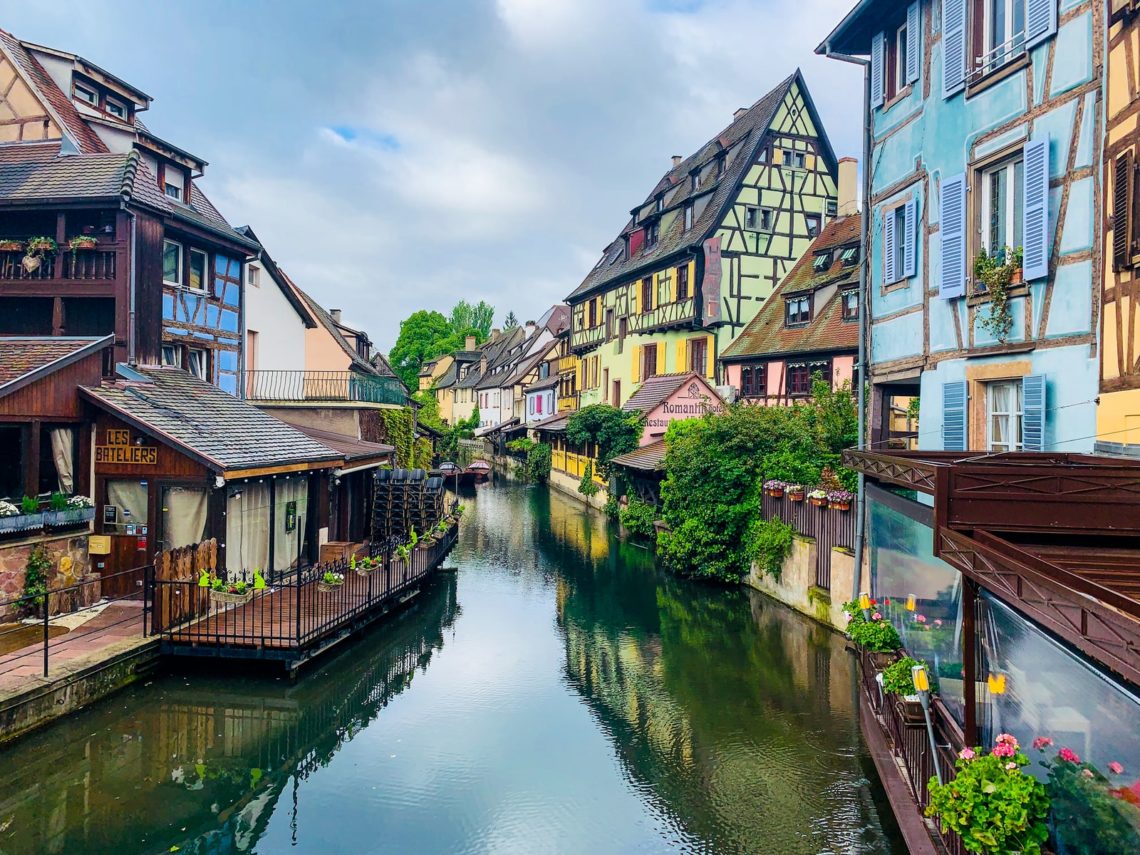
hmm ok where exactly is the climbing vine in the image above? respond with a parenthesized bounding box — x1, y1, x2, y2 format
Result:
(23, 546, 51, 616)
(379, 408, 432, 469)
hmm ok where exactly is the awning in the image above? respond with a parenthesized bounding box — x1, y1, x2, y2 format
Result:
(611, 439, 667, 472)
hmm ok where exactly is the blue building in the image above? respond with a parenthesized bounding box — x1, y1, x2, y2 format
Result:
(820, 0, 1103, 454)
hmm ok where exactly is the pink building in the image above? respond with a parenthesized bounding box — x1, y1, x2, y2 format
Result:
(622, 372, 725, 446)
(720, 214, 860, 403)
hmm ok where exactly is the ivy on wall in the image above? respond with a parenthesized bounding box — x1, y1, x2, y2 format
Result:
(377, 408, 432, 469)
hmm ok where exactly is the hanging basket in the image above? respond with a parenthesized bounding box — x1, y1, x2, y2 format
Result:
(787, 490, 805, 503)
(808, 496, 826, 507)
(766, 488, 784, 498)
(209, 588, 253, 606)
(317, 580, 344, 593)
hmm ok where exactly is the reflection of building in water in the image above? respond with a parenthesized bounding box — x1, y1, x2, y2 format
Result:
(0, 573, 458, 855)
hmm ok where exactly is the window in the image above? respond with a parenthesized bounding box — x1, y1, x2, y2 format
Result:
(745, 206, 774, 231)
(641, 277, 653, 313)
(74, 83, 97, 105)
(783, 149, 805, 169)
(105, 98, 127, 120)
(787, 360, 829, 396)
(677, 264, 689, 301)
(161, 344, 180, 367)
(162, 240, 182, 285)
(785, 295, 811, 326)
(646, 221, 659, 248)
(655, 195, 664, 213)
(188, 348, 209, 381)
(688, 338, 707, 375)
(981, 0, 1026, 76)
(741, 364, 768, 398)
(587, 298, 598, 328)
(642, 344, 658, 380)
(812, 252, 832, 272)
(842, 290, 860, 321)
(980, 153, 1024, 259)
(840, 245, 859, 266)
(805, 214, 821, 237)
(684, 203, 693, 231)
(826, 198, 838, 217)
(691, 173, 700, 191)
(188, 249, 207, 292)
(1112, 152, 1140, 270)
(987, 379, 1023, 452)
(891, 206, 907, 281)
(248, 265, 261, 288)
(164, 183, 182, 199)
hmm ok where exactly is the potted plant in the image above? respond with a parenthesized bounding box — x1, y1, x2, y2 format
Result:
(849, 610, 902, 668)
(786, 484, 805, 502)
(827, 489, 854, 511)
(0, 495, 45, 533)
(807, 488, 827, 507)
(0, 239, 23, 252)
(973, 245, 1022, 342)
(205, 575, 253, 605)
(927, 734, 1049, 854)
(317, 570, 345, 593)
(764, 479, 785, 498)
(68, 235, 98, 252)
(882, 655, 928, 722)
(22, 236, 57, 273)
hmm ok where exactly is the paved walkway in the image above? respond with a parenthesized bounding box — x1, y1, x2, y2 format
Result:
(0, 601, 148, 693)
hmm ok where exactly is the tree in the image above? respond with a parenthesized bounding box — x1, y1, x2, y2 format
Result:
(412, 388, 442, 430)
(502, 311, 519, 330)
(448, 301, 494, 342)
(566, 404, 643, 479)
(388, 310, 452, 389)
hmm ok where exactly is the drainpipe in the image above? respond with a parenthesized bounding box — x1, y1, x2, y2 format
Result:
(822, 43, 872, 592)
(122, 201, 137, 366)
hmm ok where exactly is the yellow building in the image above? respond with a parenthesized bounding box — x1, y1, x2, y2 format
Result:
(1099, 2, 1140, 454)
(565, 71, 839, 409)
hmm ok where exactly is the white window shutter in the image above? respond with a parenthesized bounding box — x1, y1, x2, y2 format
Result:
(870, 32, 885, 109)
(1022, 136, 1050, 282)
(1025, 0, 1058, 50)
(883, 206, 897, 284)
(903, 198, 917, 278)
(942, 0, 967, 98)
(906, 2, 921, 84)
(940, 173, 967, 298)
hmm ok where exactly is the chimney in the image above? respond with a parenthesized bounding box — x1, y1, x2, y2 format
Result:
(733, 107, 748, 121)
(524, 320, 536, 337)
(490, 328, 501, 341)
(837, 157, 859, 216)
(671, 155, 682, 167)
(465, 335, 476, 350)
(330, 308, 342, 323)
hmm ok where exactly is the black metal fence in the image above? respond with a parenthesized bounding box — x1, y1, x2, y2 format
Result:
(761, 493, 855, 590)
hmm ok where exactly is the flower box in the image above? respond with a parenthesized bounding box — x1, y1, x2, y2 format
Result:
(0, 512, 45, 533)
(209, 588, 253, 606)
(808, 496, 826, 507)
(69, 236, 98, 250)
(43, 507, 95, 527)
(830, 500, 851, 511)
(786, 489, 804, 502)
(0, 240, 23, 252)
(317, 580, 344, 594)
(766, 488, 784, 498)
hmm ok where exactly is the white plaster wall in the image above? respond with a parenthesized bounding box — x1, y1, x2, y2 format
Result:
(244, 261, 308, 374)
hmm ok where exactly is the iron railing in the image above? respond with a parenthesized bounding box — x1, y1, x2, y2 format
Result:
(151, 520, 459, 652)
(246, 370, 407, 405)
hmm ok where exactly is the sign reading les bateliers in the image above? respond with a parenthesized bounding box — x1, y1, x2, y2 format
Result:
(95, 428, 157, 465)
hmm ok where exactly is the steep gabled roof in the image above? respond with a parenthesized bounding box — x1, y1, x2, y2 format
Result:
(0, 335, 111, 395)
(235, 225, 318, 329)
(622, 372, 722, 415)
(568, 70, 836, 303)
(721, 214, 861, 361)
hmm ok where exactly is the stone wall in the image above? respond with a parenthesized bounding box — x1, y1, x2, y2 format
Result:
(0, 533, 94, 620)
(547, 467, 610, 511)
(745, 535, 858, 632)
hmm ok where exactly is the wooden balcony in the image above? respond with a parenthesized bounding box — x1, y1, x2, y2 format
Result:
(0, 246, 122, 293)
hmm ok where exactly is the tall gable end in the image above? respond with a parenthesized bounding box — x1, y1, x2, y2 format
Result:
(0, 52, 62, 143)
(769, 82, 817, 138)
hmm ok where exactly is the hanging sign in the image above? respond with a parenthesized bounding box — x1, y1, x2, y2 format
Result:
(96, 428, 157, 465)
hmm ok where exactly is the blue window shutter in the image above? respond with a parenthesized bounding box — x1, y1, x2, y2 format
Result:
(1022, 136, 1050, 281)
(871, 32, 885, 109)
(906, 2, 921, 84)
(942, 0, 966, 97)
(883, 206, 897, 284)
(943, 381, 968, 451)
(903, 198, 917, 278)
(1025, 0, 1057, 50)
(1022, 375, 1046, 451)
(940, 173, 967, 298)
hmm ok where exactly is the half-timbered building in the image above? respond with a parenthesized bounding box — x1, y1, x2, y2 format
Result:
(565, 71, 840, 408)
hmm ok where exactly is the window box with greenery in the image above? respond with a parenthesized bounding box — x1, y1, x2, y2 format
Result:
(22, 236, 57, 273)
(43, 492, 95, 527)
(807, 488, 827, 507)
(204, 575, 255, 606)
(317, 571, 345, 593)
(0, 497, 46, 534)
(849, 609, 902, 668)
(881, 655, 928, 721)
(0, 239, 24, 252)
(786, 484, 805, 502)
(827, 489, 854, 511)
(972, 245, 1022, 342)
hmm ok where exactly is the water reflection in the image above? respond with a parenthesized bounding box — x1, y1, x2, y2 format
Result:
(0, 572, 459, 855)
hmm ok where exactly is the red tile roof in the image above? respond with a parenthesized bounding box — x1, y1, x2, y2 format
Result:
(721, 214, 861, 360)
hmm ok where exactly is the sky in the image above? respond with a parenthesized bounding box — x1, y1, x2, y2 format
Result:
(6, 0, 863, 352)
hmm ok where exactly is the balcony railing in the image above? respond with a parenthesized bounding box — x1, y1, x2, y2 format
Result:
(247, 370, 407, 406)
(0, 248, 121, 282)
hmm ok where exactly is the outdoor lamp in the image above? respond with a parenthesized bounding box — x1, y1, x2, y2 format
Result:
(858, 591, 872, 621)
(912, 663, 943, 785)
(905, 593, 917, 612)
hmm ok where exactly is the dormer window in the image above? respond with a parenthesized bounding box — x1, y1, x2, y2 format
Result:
(655, 195, 664, 213)
(812, 252, 832, 272)
(646, 221, 659, 249)
(840, 245, 859, 266)
(165, 183, 181, 199)
(785, 295, 811, 326)
(74, 82, 97, 105)
(162, 166, 186, 202)
(684, 203, 693, 231)
(106, 98, 127, 120)
(691, 173, 700, 192)
(841, 290, 860, 321)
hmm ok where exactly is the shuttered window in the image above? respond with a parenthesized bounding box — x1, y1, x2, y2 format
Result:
(870, 32, 885, 109)
(942, 381, 968, 451)
(1025, 0, 1058, 50)
(884, 205, 897, 284)
(943, 0, 967, 97)
(906, 2, 920, 84)
(940, 174, 967, 298)
(1021, 136, 1050, 282)
(1113, 152, 1133, 272)
(1021, 374, 1046, 451)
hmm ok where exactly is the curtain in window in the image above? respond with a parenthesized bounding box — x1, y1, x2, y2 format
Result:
(49, 427, 75, 494)
(161, 486, 207, 550)
(226, 482, 270, 579)
(273, 476, 309, 573)
(107, 480, 148, 529)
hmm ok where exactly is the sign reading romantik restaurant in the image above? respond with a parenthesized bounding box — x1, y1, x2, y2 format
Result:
(95, 428, 158, 465)
(645, 381, 724, 430)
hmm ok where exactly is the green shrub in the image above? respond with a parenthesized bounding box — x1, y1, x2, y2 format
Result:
(749, 516, 794, 579)
(620, 499, 657, 538)
(603, 494, 620, 519)
(506, 437, 535, 454)
(524, 442, 552, 484)
(578, 461, 600, 497)
(20, 495, 38, 515)
(22, 546, 51, 616)
(566, 405, 643, 479)
(882, 656, 922, 695)
(849, 616, 902, 652)
(49, 491, 68, 511)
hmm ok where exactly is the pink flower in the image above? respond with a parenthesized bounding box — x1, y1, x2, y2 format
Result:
(1005, 762, 1018, 771)
(992, 743, 1016, 758)
(1032, 736, 1054, 751)
(1109, 761, 1124, 775)
(959, 747, 976, 761)
(1058, 747, 1081, 764)
(996, 733, 1019, 748)
(883, 598, 890, 605)
(916, 614, 927, 623)
(934, 619, 943, 627)
(1082, 769, 1095, 779)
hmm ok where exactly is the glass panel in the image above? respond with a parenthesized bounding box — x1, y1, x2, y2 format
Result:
(273, 476, 310, 573)
(188, 250, 206, 292)
(868, 497, 967, 724)
(976, 593, 1140, 851)
(106, 480, 148, 532)
(162, 241, 180, 284)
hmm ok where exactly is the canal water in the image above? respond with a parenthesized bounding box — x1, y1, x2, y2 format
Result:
(0, 483, 902, 854)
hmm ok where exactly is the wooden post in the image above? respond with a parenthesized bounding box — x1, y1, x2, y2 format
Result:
(963, 578, 978, 746)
